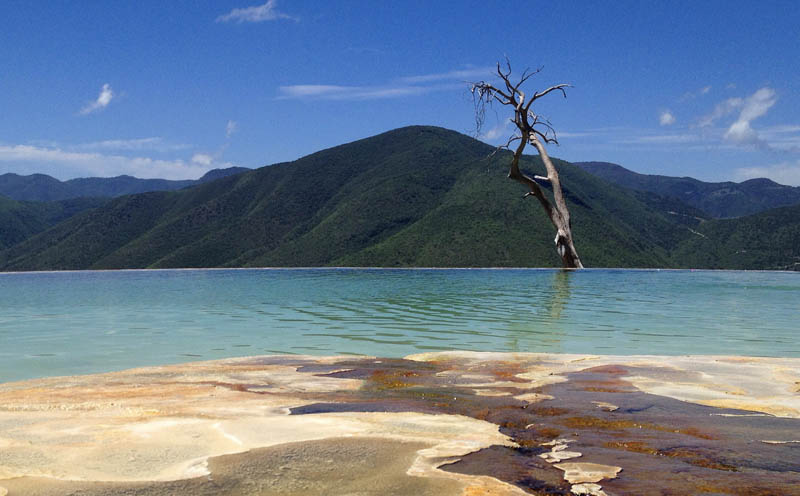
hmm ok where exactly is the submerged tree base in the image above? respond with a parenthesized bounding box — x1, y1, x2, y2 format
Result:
(472, 61, 583, 268)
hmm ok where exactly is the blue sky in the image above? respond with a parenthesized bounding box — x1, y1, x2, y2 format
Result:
(1, 1, 799, 184)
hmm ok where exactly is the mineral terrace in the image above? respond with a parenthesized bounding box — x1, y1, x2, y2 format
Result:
(1, 352, 799, 495)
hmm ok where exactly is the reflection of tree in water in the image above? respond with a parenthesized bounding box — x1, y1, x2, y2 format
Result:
(506, 270, 572, 352)
(547, 269, 572, 321)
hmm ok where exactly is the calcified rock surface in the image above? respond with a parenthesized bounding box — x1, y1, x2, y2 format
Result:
(1, 352, 799, 495)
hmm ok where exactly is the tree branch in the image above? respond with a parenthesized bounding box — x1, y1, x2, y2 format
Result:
(524, 83, 571, 113)
(488, 134, 521, 159)
(533, 84, 571, 101)
(533, 128, 559, 145)
(468, 60, 583, 268)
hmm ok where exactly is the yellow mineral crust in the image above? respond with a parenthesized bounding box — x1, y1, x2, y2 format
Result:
(0, 355, 515, 490)
(408, 351, 800, 418)
(2, 351, 800, 492)
(553, 462, 622, 484)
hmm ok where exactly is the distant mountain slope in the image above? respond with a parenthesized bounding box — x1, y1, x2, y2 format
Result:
(0, 195, 47, 249)
(0, 195, 107, 249)
(671, 203, 800, 270)
(5, 127, 799, 271)
(196, 167, 251, 183)
(630, 190, 709, 227)
(0, 167, 249, 202)
(574, 161, 800, 218)
(0, 126, 696, 271)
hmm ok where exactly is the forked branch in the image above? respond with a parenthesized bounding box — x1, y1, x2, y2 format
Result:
(470, 61, 583, 269)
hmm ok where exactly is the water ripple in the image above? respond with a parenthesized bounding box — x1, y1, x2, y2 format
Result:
(0, 268, 797, 382)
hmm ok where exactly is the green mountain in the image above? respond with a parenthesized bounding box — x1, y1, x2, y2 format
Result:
(0, 195, 107, 249)
(0, 126, 698, 270)
(671, 203, 800, 270)
(1, 126, 797, 271)
(574, 161, 800, 218)
(0, 167, 249, 202)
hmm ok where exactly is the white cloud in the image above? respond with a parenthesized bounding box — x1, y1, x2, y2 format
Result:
(698, 97, 743, 127)
(226, 120, 238, 138)
(659, 110, 676, 126)
(277, 67, 490, 101)
(735, 88, 776, 124)
(764, 125, 800, 134)
(697, 87, 778, 146)
(555, 131, 596, 138)
(734, 160, 800, 186)
(725, 120, 759, 144)
(278, 84, 431, 101)
(723, 87, 777, 146)
(77, 137, 160, 150)
(0, 143, 233, 180)
(620, 133, 700, 145)
(678, 85, 712, 102)
(73, 137, 192, 152)
(480, 120, 513, 141)
(760, 125, 800, 151)
(80, 83, 114, 115)
(191, 153, 214, 166)
(665, 87, 800, 151)
(216, 0, 296, 23)
(279, 85, 348, 98)
(399, 67, 494, 84)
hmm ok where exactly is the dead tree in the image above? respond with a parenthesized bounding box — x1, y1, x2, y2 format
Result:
(471, 61, 584, 269)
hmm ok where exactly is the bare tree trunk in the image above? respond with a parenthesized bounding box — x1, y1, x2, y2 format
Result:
(471, 61, 583, 269)
(507, 134, 583, 268)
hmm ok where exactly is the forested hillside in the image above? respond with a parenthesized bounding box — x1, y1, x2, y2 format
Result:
(575, 161, 800, 218)
(0, 167, 249, 202)
(2, 127, 798, 271)
(0, 195, 107, 249)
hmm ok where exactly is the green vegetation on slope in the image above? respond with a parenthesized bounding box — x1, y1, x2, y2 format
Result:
(0, 195, 107, 249)
(0, 167, 249, 202)
(574, 161, 800, 218)
(0, 195, 47, 249)
(671, 204, 800, 270)
(2, 126, 798, 271)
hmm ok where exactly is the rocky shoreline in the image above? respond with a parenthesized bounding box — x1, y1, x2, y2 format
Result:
(1, 352, 799, 495)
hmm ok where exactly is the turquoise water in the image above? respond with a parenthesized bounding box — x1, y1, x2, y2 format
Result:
(0, 268, 797, 383)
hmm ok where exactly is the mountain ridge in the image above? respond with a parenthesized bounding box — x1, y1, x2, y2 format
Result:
(1, 127, 798, 271)
(574, 161, 800, 218)
(1, 126, 690, 270)
(0, 166, 250, 202)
